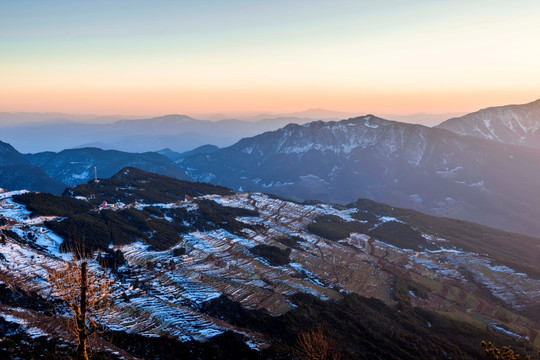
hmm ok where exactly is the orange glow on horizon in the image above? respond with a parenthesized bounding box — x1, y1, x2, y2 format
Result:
(1, 85, 537, 118)
(2, 1, 539, 118)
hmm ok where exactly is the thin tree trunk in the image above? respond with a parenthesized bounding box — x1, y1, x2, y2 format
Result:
(76, 261, 89, 360)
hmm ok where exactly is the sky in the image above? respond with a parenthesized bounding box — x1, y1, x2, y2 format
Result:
(1, 0, 539, 117)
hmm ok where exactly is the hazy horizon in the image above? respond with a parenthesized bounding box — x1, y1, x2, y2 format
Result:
(0, 107, 469, 125)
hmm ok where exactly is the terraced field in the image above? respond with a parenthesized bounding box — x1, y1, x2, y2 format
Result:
(1, 170, 539, 358)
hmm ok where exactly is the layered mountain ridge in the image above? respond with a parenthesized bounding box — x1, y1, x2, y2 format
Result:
(0, 114, 318, 153)
(0, 143, 192, 193)
(27, 147, 191, 187)
(2, 100, 539, 236)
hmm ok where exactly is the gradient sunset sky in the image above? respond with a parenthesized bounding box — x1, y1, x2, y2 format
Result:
(1, 0, 539, 117)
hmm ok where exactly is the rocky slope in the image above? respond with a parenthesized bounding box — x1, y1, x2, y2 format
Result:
(436, 99, 540, 148)
(0, 169, 538, 359)
(177, 116, 540, 237)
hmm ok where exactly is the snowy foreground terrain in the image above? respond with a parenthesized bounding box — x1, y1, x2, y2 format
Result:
(0, 171, 539, 358)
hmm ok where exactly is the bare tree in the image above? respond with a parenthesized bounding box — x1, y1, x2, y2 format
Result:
(296, 325, 341, 360)
(46, 256, 115, 360)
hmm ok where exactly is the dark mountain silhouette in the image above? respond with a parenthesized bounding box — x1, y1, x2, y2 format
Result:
(0, 140, 66, 193)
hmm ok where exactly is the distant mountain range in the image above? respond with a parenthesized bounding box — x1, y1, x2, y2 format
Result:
(0, 141, 191, 192)
(1, 100, 539, 236)
(0, 109, 465, 154)
(27, 147, 191, 187)
(0, 114, 323, 153)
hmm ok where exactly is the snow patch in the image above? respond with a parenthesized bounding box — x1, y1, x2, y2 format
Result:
(0, 190, 29, 200)
(0, 312, 48, 338)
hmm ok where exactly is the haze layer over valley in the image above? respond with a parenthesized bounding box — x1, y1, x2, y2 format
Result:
(1, 100, 539, 237)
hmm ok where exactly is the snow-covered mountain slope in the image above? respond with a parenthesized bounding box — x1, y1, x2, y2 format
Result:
(436, 99, 540, 148)
(177, 116, 540, 237)
(0, 170, 539, 358)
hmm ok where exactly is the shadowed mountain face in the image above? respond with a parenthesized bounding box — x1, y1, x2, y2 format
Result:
(0, 141, 66, 193)
(0, 140, 28, 167)
(436, 99, 540, 148)
(26, 147, 191, 187)
(177, 116, 540, 236)
(0, 140, 191, 192)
